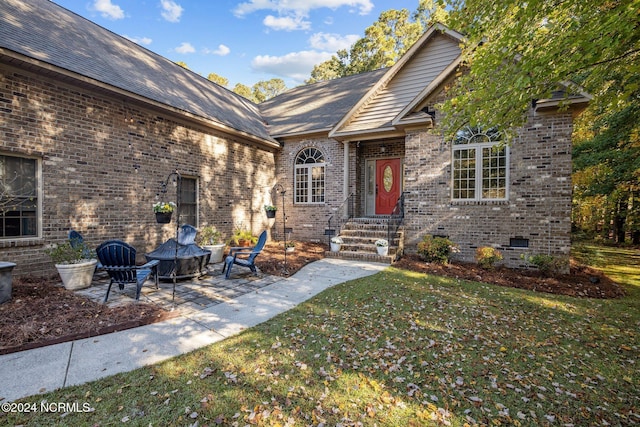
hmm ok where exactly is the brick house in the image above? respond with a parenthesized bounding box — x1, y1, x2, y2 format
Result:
(0, 0, 588, 276)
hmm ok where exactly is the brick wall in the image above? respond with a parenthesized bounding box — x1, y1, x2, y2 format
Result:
(0, 65, 276, 276)
(272, 137, 352, 243)
(403, 109, 574, 269)
(275, 107, 574, 272)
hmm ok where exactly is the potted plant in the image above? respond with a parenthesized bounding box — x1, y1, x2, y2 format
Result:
(153, 201, 176, 223)
(375, 239, 389, 256)
(198, 225, 225, 263)
(285, 241, 295, 253)
(330, 236, 343, 252)
(46, 241, 97, 290)
(228, 227, 257, 247)
(264, 204, 277, 218)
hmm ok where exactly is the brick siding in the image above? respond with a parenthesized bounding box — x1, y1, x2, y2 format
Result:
(277, 110, 574, 270)
(0, 65, 276, 276)
(403, 109, 574, 269)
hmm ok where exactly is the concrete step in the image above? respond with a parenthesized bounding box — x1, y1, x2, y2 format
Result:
(325, 250, 395, 264)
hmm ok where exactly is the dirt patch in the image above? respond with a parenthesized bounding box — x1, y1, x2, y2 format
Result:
(0, 243, 624, 356)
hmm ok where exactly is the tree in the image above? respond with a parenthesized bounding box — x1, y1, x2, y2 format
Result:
(232, 83, 253, 101)
(251, 79, 287, 103)
(207, 72, 228, 87)
(441, 0, 640, 242)
(174, 61, 189, 69)
(307, 0, 447, 83)
(440, 0, 640, 137)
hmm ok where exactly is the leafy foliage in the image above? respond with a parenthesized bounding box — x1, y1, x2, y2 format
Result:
(307, 0, 448, 83)
(416, 235, 458, 263)
(521, 253, 568, 276)
(197, 225, 222, 246)
(46, 241, 94, 264)
(441, 0, 639, 136)
(475, 246, 503, 269)
(206, 72, 228, 87)
(251, 78, 287, 103)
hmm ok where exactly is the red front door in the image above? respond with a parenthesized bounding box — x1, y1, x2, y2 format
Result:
(375, 158, 401, 215)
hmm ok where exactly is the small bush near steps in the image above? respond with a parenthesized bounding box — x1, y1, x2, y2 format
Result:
(416, 235, 458, 264)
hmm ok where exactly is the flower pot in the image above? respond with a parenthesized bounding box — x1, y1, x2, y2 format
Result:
(155, 212, 172, 224)
(55, 259, 97, 290)
(285, 246, 295, 253)
(330, 242, 341, 252)
(376, 246, 389, 256)
(0, 261, 16, 304)
(202, 243, 225, 264)
(266, 209, 276, 218)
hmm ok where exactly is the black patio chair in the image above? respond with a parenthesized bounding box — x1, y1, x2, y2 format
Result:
(96, 240, 159, 303)
(222, 230, 267, 279)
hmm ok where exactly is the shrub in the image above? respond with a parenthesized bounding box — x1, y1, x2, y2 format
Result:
(476, 246, 503, 269)
(417, 235, 458, 264)
(521, 253, 568, 276)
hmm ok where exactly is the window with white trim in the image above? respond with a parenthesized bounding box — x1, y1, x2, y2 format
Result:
(0, 154, 39, 238)
(295, 148, 325, 204)
(179, 176, 198, 227)
(452, 127, 508, 201)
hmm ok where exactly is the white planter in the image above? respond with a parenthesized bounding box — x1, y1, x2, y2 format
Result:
(55, 259, 97, 290)
(285, 246, 295, 253)
(330, 242, 341, 252)
(203, 244, 226, 264)
(376, 246, 389, 256)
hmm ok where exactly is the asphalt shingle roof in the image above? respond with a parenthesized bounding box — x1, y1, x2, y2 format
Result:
(260, 69, 388, 137)
(0, 0, 274, 143)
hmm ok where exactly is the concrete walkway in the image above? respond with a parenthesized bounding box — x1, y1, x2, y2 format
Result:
(0, 258, 387, 402)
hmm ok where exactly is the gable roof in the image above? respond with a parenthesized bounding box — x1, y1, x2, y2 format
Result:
(0, 0, 278, 148)
(329, 24, 464, 141)
(259, 69, 387, 138)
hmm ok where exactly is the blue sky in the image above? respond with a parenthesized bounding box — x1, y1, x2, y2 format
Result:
(50, 0, 420, 89)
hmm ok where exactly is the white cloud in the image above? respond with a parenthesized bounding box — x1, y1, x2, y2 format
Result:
(233, 0, 373, 32)
(233, 0, 374, 17)
(92, 0, 124, 20)
(204, 44, 231, 56)
(252, 50, 334, 82)
(124, 35, 152, 46)
(175, 42, 195, 54)
(160, 0, 183, 23)
(309, 32, 359, 51)
(263, 15, 310, 31)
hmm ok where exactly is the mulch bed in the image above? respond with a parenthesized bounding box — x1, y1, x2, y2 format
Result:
(0, 243, 625, 356)
(0, 276, 177, 355)
(394, 255, 626, 299)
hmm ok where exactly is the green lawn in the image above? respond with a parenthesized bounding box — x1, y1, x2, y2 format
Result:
(3, 245, 639, 426)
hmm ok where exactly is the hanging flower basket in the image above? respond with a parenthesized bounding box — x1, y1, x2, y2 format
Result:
(155, 212, 172, 224)
(264, 205, 277, 218)
(153, 201, 176, 224)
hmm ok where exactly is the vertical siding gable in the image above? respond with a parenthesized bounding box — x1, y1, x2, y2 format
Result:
(339, 34, 460, 133)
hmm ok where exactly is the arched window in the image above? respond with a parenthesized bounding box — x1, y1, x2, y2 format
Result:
(294, 148, 325, 204)
(452, 126, 508, 200)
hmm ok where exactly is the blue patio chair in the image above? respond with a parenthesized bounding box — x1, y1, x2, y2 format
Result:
(96, 240, 159, 303)
(222, 230, 267, 279)
(68, 229, 92, 258)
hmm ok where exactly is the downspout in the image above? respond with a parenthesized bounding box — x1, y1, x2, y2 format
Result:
(343, 141, 350, 219)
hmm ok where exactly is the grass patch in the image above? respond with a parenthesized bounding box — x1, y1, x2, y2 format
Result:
(3, 246, 639, 426)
